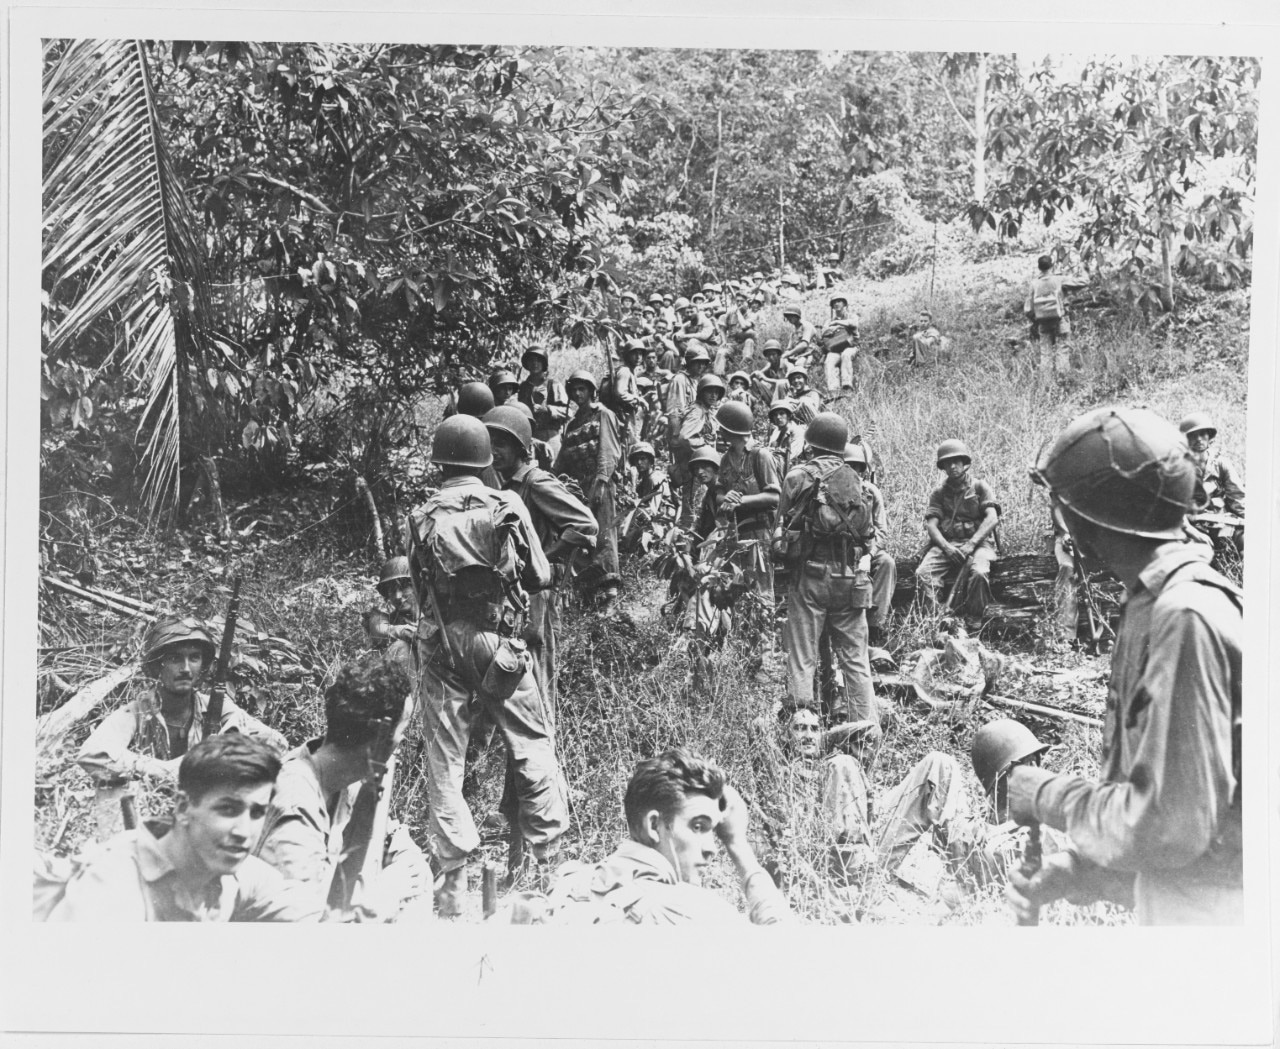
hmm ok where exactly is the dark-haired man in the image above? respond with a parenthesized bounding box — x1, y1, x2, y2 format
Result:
(47, 735, 321, 922)
(256, 654, 428, 920)
(540, 748, 792, 924)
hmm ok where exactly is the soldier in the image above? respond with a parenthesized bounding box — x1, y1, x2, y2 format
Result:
(820, 251, 842, 288)
(555, 370, 624, 615)
(725, 370, 755, 410)
(257, 654, 429, 920)
(363, 556, 422, 685)
(620, 441, 673, 555)
(765, 397, 806, 478)
(773, 412, 877, 724)
(750, 339, 789, 404)
(516, 346, 572, 460)
(78, 615, 287, 789)
(409, 416, 569, 913)
(820, 293, 861, 398)
(637, 302, 657, 337)
(47, 735, 321, 922)
(785, 364, 824, 424)
(533, 748, 792, 925)
(1179, 411, 1246, 555)
(781, 305, 818, 370)
(650, 315, 683, 373)
(1007, 407, 1242, 925)
(915, 439, 1001, 622)
(446, 380, 495, 420)
(488, 369, 521, 408)
(722, 288, 759, 363)
(673, 374, 726, 528)
(1024, 254, 1087, 374)
(618, 289, 639, 322)
(484, 405, 597, 715)
(635, 374, 663, 444)
(844, 443, 897, 644)
(909, 310, 951, 367)
(696, 400, 781, 608)
(613, 339, 648, 449)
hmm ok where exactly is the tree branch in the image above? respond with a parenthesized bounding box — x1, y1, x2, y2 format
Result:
(242, 171, 335, 214)
(920, 60, 976, 139)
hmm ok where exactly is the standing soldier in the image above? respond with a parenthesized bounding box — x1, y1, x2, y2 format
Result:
(666, 347, 711, 525)
(555, 370, 624, 615)
(620, 441, 673, 554)
(446, 380, 495, 420)
(517, 347, 571, 461)
(915, 439, 1001, 622)
(844, 443, 897, 644)
(488, 369, 521, 408)
(820, 293, 861, 399)
(772, 413, 877, 724)
(408, 416, 568, 913)
(697, 400, 781, 616)
(1008, 407, 1242, 925)
(765, 397, 805, 478)
(613, 339, 648, 450)
(674, 374, 727, 528)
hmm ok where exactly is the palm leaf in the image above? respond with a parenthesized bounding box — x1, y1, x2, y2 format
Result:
(43, 39, 216, 517)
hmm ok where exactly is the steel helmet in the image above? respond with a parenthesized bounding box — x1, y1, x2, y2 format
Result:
(786, 364, 809, 380)
(688, 446, 722, 471)
(647, 292, 664, 305)
(827, 252, 840, 263)
(696, 374, 727, 399)
(1031, 406, 1196, 540)
(628, 441, 657, 463)
(971, 719, 1049, 795)
(431, 415, 493, 468)
(482, 405, 533, 454)
(620, 291, 637, 304)
(520, 346, 548, 368)
(762, 339, 783, 356)
(843, 442, 868, 468)
(768, 397, 795, 420)
(566, 369, 598, 395)
(716, 400, 754, 436)
(622, 338, 647, 357)
(727, 370, 750, 387)
(488, 369, 519, 394)
(782, 305, 802, 319)
(1179, 411, 1217, 439)
(456, 381, 495, 418)
(805, 412, 849, 455)
(830, 294, 848, 308)
(377, 556, 412, 599)
(684, 343, 712, 365)
(142, 615, 217, 668)
(513, 400, 535, 420)
(673, 296, 693, 311)
(935, 439, 972, 467)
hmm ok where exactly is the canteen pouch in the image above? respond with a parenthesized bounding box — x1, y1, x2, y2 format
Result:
(480, 637, 531, 702)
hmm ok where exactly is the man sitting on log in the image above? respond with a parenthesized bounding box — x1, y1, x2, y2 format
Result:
(914, 439, 1001, 624)
(78, 615, 287, 788)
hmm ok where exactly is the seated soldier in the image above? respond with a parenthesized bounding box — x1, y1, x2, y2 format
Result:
(78, 615, 287, 787)
(620, 441, 673, 554)
(914, 440, 1000, 622)
(750, 339, 789, 404)
(781, 305, 818, 370)
(46, 735, 321, 922)
(363, 555, 421, 684)
(256, 654, 429, 921)
(909, 310, 951, 367)
(528, 748, 792, 924)
(1179, 411, 1245, 553)
(765, 397, 806, 477)
(785, 365, 824, 424)
(820, 293, 860, 398)
(725, 370, 756, 412)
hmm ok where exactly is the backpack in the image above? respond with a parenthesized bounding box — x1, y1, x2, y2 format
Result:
(597, 373, 630, 415)
(1028, 277, 1063, 321)
(800, 459, 872, 543)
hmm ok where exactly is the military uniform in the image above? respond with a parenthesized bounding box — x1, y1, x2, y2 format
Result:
(777, 456, 876, 721)
(554, 400, 623, 598)
(410, 477, 568, 874)
(915, 476, 1000, 617)
(696, 442, 780, 599)
(517, 375, 572, 459)
(767, 421, 806, 478)
(1019, 543, 1242, 924)
(820, 315, 860, 393)
(1190, 447, 1246, 518)
(862, 477, 897, 632)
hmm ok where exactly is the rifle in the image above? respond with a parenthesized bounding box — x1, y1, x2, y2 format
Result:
(1017, 822, 1043, 927)
(333, 714, 401, 920)
(202, 574, 243, 739)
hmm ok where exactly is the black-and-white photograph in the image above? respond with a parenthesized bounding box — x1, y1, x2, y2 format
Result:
(4, 3, 1277, 1045)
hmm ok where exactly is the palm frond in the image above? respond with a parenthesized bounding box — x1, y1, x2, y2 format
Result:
(43, 39, 217, 517)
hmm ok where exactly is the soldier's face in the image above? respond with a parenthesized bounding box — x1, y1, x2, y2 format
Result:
(694, 464, 718, 485)
(789, 376, 806, 394)
(568, 383, 592, 406)
(633, 455, 654, 477)
(770, 411, 791, 428)
(681, 307, 696, 323)
(1188, 431, 1213, 453)
(832, 301, 847, 318)
(156, 643, 206, 702)
(524, 357, 546, 377)
(650, 793, 722, 886)
(177, 781, 274, 876)
(386, 578, 418, 617)
(942, 458, 970, 483)
(788, 710, 822, 758)
(490, 432, 525, 477)
(655, 320, 670, 335)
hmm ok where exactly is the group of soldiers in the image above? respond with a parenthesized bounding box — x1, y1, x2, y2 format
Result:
(42, 271, 1245, 926)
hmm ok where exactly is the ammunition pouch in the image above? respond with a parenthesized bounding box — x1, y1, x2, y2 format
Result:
(943, 519, 978, 542)
(480, 637, 531, 702)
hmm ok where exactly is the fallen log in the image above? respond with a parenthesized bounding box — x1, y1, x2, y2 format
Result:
(42, 575, 157, 621)
(35, 662, 139, 760)
(982, 693, 1103, 729)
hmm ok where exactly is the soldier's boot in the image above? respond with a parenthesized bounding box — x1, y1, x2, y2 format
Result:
(434, 866, 466, 918)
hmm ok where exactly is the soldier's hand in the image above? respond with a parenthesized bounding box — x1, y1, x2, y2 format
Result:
(944, 542, 966, 564)
(957, 540, 976, 559)
(715, 783, 750, 849)
(720, 490, 743, 511)
(1007, 764, 1056, 825)
(1006, 851, 1077, 923)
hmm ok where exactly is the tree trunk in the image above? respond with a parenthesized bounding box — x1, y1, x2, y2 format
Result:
(973, 53, 988, 204)
(777, 183, 786, 270)
(709, 105, 723, 248)
(1154, 74, 1175, 312)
